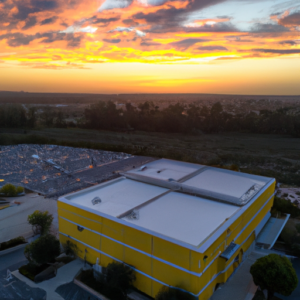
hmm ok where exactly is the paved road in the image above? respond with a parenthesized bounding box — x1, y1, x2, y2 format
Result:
(0, 248, 46, 300)
(0, 248, 27, 272)
(0, 193, 58, 242)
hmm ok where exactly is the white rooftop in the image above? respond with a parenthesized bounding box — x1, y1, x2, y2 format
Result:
(123, 192, 240, 246)
(126, 158, 203, 182)
(60, 158, 274, 249)
(183, 168, 266, 199)
(64, 178, 168, 217)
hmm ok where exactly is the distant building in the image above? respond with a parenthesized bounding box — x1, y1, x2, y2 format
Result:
(58, 159, 279, 300)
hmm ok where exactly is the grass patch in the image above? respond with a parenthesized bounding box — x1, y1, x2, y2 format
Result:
(0, 236, 26, 251)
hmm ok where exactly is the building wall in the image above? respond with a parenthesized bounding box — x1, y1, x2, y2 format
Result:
(58, 180, 275, 300)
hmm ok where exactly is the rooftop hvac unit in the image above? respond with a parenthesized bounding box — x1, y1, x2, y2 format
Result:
(92, 197, 101, 205)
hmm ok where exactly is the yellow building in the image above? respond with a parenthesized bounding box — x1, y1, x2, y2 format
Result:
(58, 159, 278, 299)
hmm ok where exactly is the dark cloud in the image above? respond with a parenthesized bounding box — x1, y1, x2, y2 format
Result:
(90, 16, 120, 25)
(169, 38, 206, 49)
(140, 40, 161, 46)
(278, 12, 300, 26)
(41, 16, 58, 25)
(197, 45, 228, 51)
(13, 0, 59, 21)
(0, 32, 36, 47)
(253, 48, 300, 54)
(0, 31, 82, 47)
(103, 38, 121, 43)
(123, 19, 139, 26)
(22, 16, 37, 30)
(251, 23, 289, 33)
(279, 40, 297, 45)
(133, 0, 226, 32)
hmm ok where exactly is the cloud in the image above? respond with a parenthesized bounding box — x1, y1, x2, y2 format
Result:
(197, 46, 228, 51)
(22, 16, 38, 30)
(253, 48, 300, 54)
(108, 26, 146, 36)
(103, 38, 121, 43)
(41, 16, 58, 25)
(60, 26, 97, 33)
(89, 16, 120, 25)
(133, 0, 226, 32)
(251, 23, 289, 33)
(98, 0, 133, 12)
(169, 38, 206, 49)
(0, 31, 82, 47)
(278, 12, 300, 26)
(279, 40, 297, 45)
(13, 0, 59, 21)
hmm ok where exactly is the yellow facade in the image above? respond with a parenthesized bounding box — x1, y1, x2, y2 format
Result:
(58, 180, 275, 300)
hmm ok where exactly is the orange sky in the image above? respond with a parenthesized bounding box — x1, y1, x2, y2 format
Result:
(0, 0, 299, 94)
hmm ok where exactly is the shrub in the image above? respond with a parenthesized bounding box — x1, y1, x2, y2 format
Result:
(105, 262, 136, 293)
(63, 240, 79, 256)
(271, 197, 300, 218)
(25, 234, 60, 264)
(19, 263, 49, 281)
(0, 184, 17, 197)
(250, 254, 298, 300)
(155, 286, 196, 300)
(16, 186, 24, 194)
(0, 236, 26, 251)
(27, 210, 53, 235)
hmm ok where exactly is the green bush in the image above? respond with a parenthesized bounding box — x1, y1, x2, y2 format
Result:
(63, 240, 78, 256)
(0, 184, 17, 197)
(19, 263, 48, 281)
(155, 286, 196, 300)
(25, 234, 60, 264)
(271, 197, 300, 218)
(0, 184, 24, 196)
(27, 210, 53, 235)
(79, 262, 136, 300)
(80, 270, 126, 300)
(0, 236, 26, 251)
(16, 186, 24, 194)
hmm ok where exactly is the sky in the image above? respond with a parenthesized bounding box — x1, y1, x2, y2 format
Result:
(0, 0, 299, 94)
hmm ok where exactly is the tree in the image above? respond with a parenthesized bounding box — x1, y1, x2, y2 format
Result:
(0, 183, 23, 197)
(24, 234, 60, 265)
(105, 262, 136, 296)
(155, 286, 196, 300)
(27, 210, 53, 235)
(250, 254, 298, 300)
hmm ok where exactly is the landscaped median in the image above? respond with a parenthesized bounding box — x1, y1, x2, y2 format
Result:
(0, 236, 27, 256)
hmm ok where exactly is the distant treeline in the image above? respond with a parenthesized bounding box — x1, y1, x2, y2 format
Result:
(1, 101, 300, 137)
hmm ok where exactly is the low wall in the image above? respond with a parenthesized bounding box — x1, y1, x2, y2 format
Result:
(74, 278, 110, 300)
(0, 243, 28, 256)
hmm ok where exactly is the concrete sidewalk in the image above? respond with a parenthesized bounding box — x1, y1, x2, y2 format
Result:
(210, 252, 266, 300)
(12, 258, 84, 300)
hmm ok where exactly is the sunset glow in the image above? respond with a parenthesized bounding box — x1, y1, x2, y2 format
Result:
(0, 0, 299, 94)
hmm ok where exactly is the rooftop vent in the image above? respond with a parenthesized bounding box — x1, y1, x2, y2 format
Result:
(168, 178, 175, 182)
(92, 197, 101, 205)
(240, 184, 261, 203)
(127, 209, 139, 220)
